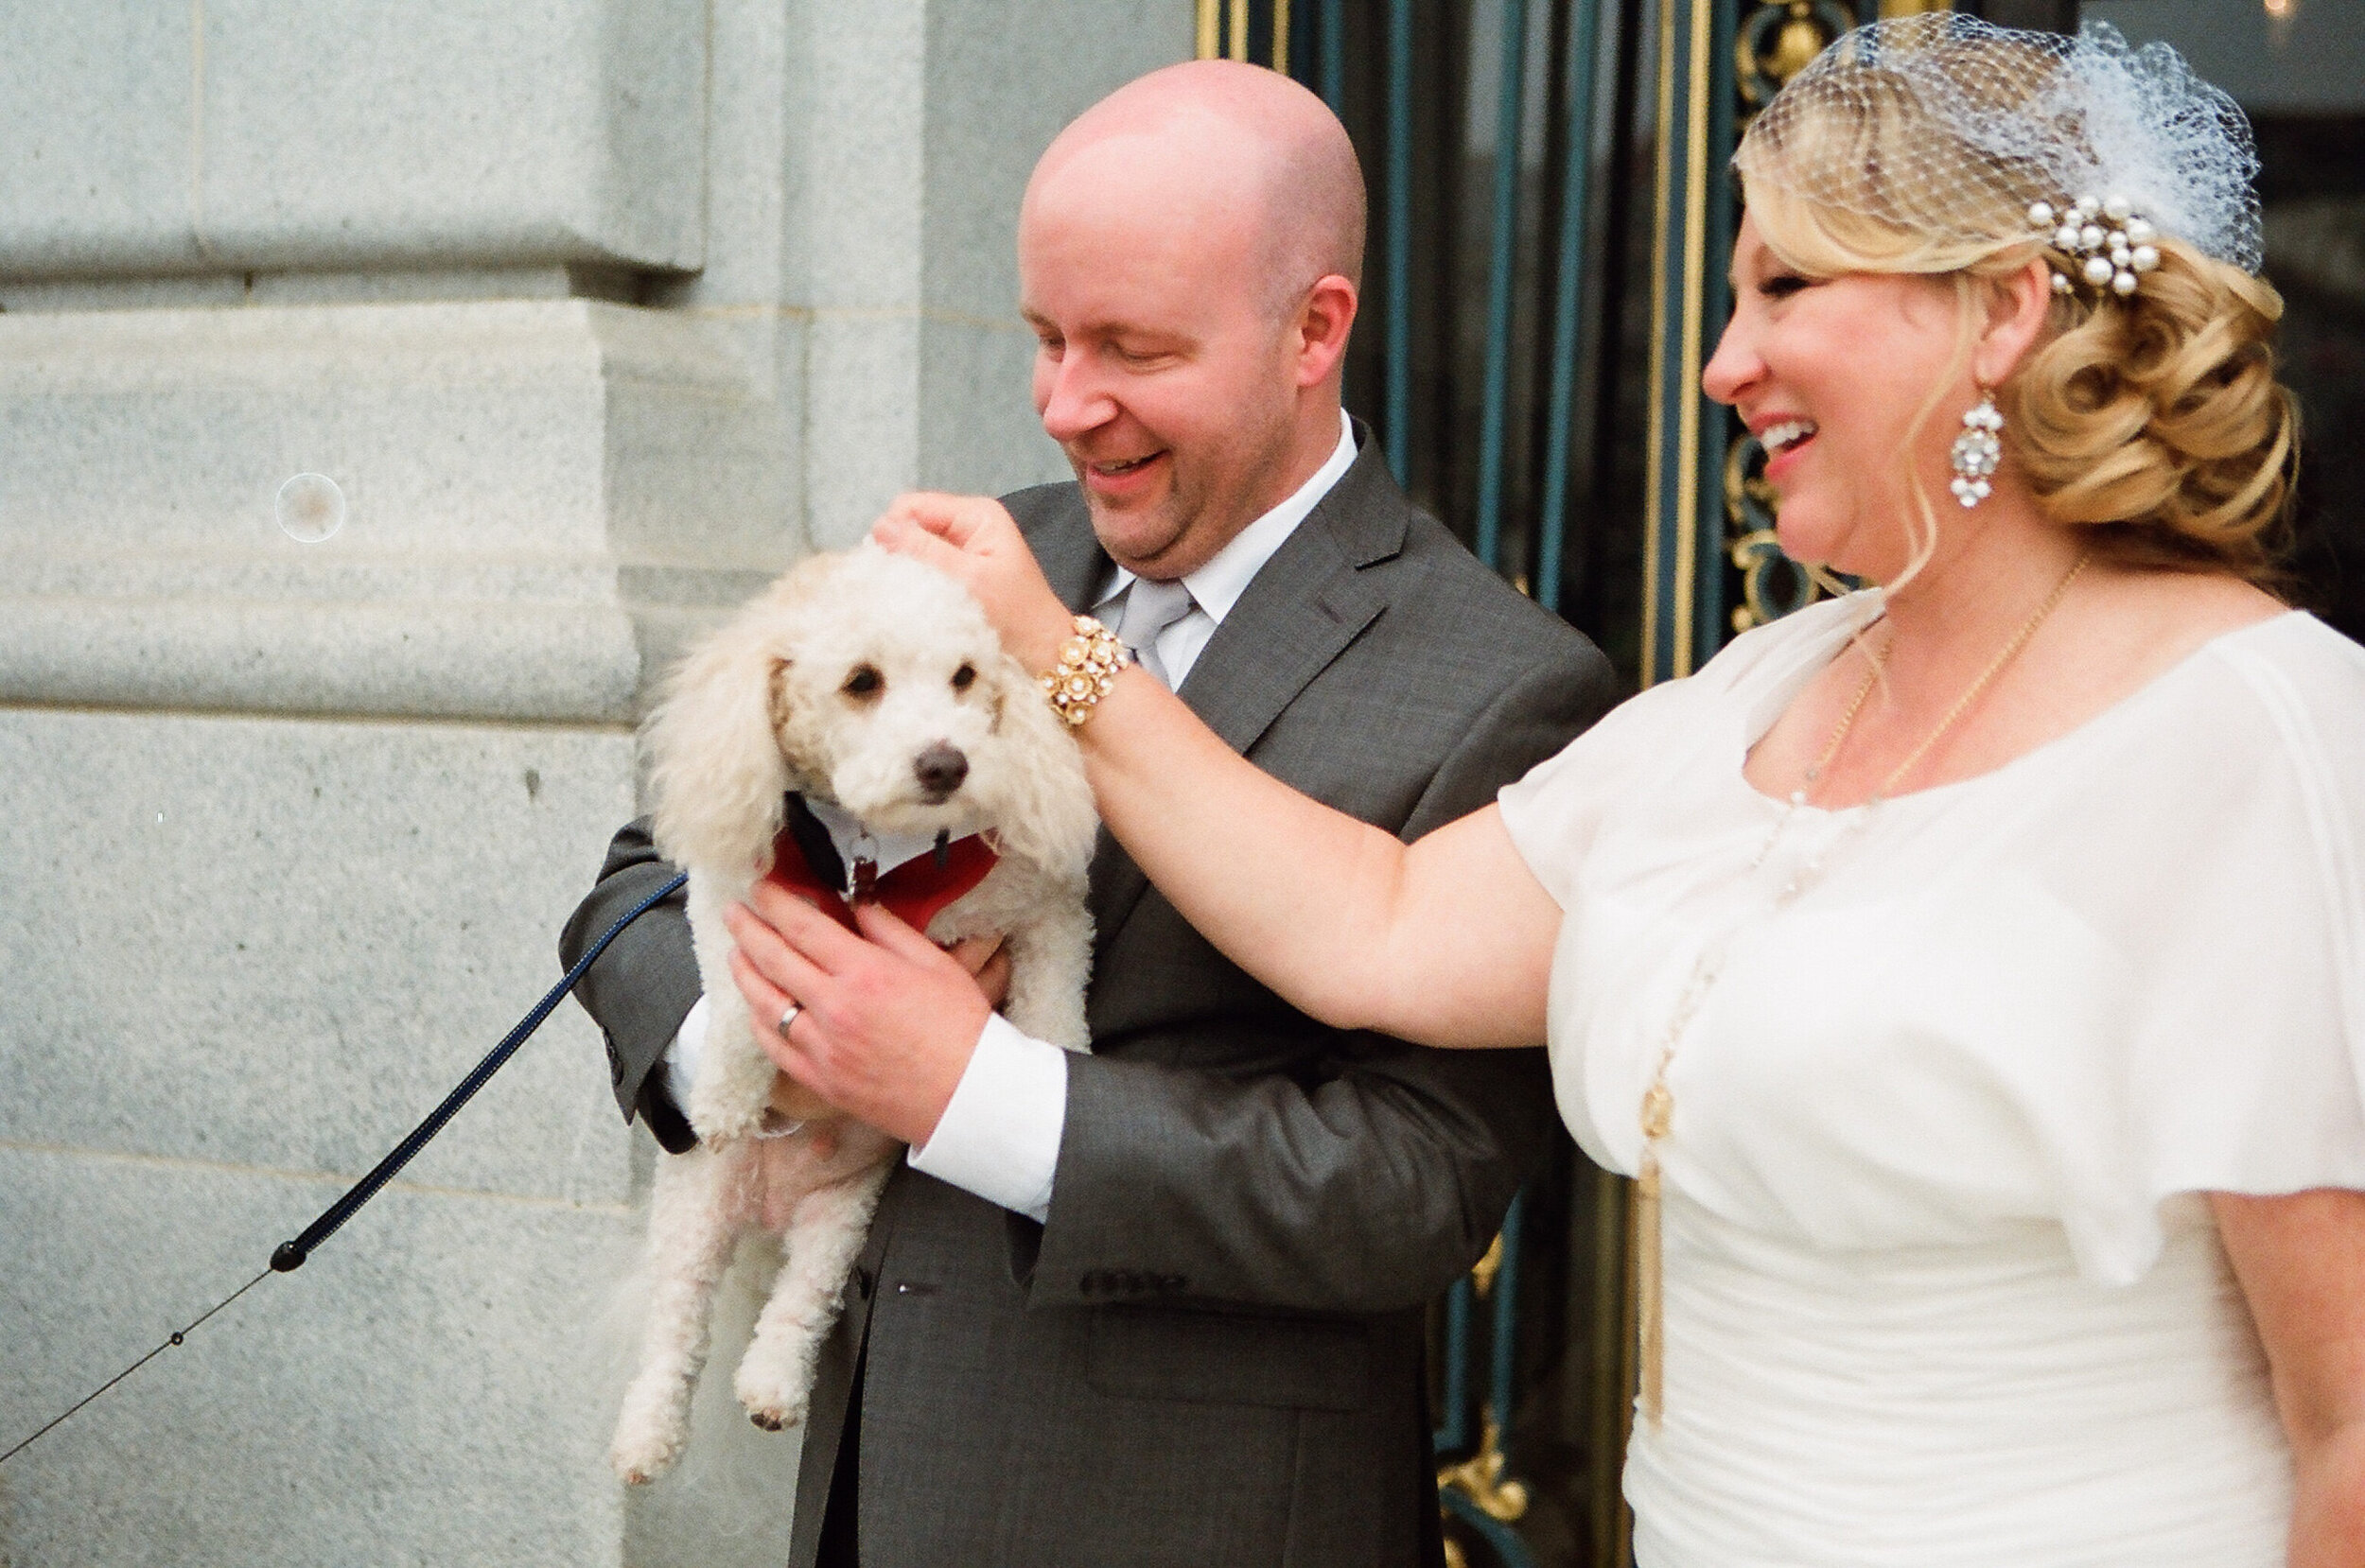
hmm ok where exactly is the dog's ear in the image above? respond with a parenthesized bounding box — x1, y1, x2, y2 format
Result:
(644, 604, 797, 878)
(982, 663, 1007, 733)
(977, 650, 1099, 880)
(768, 655, 798, 739)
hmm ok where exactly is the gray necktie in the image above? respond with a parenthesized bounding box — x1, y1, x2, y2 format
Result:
(1116, 577, 1197, 688)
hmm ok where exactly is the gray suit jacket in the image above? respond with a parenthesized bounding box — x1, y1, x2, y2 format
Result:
(560, 429, 1617, 1567)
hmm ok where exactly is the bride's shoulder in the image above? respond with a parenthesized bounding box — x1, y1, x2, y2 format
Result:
(2102, 572, 2363, 728)
(2195, 604, 2365, 762)
(1690, 590, 1874, 694)
(1514, 594, 1870, 789)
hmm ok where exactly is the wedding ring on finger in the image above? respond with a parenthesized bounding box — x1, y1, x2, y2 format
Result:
(776, 1002, 802, 1039)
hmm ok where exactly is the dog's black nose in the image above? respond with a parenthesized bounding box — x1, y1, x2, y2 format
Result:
(914, 742, 969, 801)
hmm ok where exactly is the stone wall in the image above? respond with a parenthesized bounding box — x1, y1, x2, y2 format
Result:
(0, 4, 1186, 1563)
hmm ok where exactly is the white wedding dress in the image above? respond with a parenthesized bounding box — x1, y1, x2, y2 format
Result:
(1497, 594, 2365, 1566)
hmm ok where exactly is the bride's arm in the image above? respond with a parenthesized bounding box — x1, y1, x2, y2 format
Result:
(1085, 676, 1557, 1047)
(2213, 1188, 2365, 1567)
(878, 497, 1560, 1051)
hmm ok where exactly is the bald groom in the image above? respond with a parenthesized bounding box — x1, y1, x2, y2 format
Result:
(561, 61, 1615, 1568)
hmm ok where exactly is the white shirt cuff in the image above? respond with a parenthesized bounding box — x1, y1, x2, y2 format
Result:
(907, 1012, 1068, 1223)
(664, 993, 710, 1113)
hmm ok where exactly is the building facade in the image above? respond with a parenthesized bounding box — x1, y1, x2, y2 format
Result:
(0, 5, 1182, 1563)
(6, 1, 2356, 1564)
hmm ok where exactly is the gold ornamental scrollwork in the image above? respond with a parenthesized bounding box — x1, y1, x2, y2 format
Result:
(1439, 1407, 1533, 1524)
(1469, 1231, 1506, 1298)
(1736, 0, 1856, 121)
(1725, 433, 1820, 632)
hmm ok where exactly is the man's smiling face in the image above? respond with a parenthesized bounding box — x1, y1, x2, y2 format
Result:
(1017, 128, 1305, 582)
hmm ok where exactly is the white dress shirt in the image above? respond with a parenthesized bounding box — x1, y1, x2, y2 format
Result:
(668, 409, 1359, 1222)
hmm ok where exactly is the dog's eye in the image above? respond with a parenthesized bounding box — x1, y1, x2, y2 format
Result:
(842, 665, 884, 700)
(951, 663, 977, 691)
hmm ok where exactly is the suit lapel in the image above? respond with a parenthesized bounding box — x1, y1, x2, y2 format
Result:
(1174, 466, 1396, 754)
(1092, 432, 1407, 950)
(1031, 502, 1114, 618)
(1013, 495, 1144, 938)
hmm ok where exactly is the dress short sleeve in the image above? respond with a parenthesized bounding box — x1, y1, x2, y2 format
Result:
(1498, 601, 1861, 908)
(1497, 684, 1685, 908)
(2075, 618, 2365, 1279)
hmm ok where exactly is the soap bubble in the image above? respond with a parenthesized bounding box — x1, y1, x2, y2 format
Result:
(276, 473, 345, 543)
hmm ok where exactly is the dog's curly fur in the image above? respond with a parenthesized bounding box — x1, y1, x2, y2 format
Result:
(608, 546, 1096, 1486)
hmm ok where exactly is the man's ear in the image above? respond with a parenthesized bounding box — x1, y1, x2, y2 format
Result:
(1294, 273, 1358, 389)
(1971, 256, 2055, 388)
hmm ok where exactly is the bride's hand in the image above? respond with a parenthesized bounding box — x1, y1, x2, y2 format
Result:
(873, 493, 1074, 671)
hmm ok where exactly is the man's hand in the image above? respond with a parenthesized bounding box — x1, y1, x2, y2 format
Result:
(762, 933, 1005, 1124)
(873, 493, 1075, 672)
(724, 879, 1010, 1147)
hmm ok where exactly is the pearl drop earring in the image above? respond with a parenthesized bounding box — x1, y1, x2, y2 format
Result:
(1950, 392, 2004, 508)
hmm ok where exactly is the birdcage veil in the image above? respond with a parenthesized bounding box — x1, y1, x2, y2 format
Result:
(1735, 15, 2262, 283)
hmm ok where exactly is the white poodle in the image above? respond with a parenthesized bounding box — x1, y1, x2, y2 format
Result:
(608, 545, 1097, 1486)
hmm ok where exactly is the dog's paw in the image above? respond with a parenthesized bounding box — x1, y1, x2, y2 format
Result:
(686, 1058, 778, 1144)
(735, 1368, 809, 1434)
(739, 1389, 808, 1433)
(609, 1424, 688, 1487)
(690, 1104, 770, 1146)
(611, 1375, 694, 1485)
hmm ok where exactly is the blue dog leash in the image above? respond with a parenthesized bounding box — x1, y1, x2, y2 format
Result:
(0, 870, 690, 1467)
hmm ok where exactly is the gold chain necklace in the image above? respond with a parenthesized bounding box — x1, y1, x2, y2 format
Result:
(1631, 551, 2090, 1426)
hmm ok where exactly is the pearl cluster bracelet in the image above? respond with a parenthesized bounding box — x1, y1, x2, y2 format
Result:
(1040, 615, 1131, 726)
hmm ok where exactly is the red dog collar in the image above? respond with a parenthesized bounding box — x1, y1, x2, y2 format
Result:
(763, 825, 998, 935)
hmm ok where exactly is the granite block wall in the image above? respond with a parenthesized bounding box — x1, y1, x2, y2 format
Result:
(0, 0, 1189, 1561)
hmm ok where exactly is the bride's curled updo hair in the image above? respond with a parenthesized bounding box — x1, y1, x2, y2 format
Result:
(1734, 16, 2298, 581)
